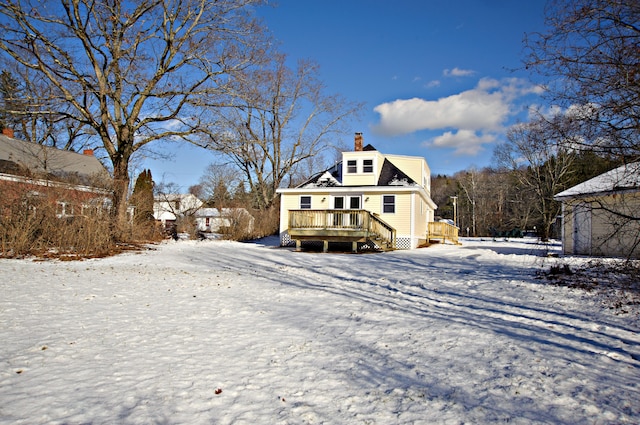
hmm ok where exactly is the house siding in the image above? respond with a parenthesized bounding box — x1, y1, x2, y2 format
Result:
(413, 194, 428, 247)
(380, 192, 411, 234)
(561, 193, 640, 258)
(385, 155, 430, 192)
(0, 175, 110, 219)
(342, 151, 385, 186)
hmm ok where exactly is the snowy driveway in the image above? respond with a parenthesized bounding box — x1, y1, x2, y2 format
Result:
(1, 238, 638, 424)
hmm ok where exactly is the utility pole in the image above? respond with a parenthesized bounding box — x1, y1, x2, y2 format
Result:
(450, 196, 458, 228)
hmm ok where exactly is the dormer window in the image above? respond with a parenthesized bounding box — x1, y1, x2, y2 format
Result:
(344, 158, 375, 174)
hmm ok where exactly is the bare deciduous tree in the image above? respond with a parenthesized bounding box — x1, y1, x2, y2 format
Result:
(525, 0, 640, 158)
(198, 162, 245, 208)
(0, 0, 266, 237)
(494, 116, 577, 240)
(202, 54, 361, 210)
(1, 64, 93, 150)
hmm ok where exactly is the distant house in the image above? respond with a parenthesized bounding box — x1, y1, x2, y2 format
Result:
(276, 133, 447, 252)
(554, 162, 640, 258)
(0, 128, 111, 218)
(153, 193, 203, 230)
(195, 208, 254, 234)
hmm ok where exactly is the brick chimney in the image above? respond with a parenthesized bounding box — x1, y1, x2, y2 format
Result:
(2, 128, 14, 138)
(83, 149, 94, 156)
(354, 132, 363, 151)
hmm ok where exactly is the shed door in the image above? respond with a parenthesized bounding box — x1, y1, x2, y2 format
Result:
(573, 203, 592, 255)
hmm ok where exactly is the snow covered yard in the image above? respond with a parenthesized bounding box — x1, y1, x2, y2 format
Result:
(1, 237, 638, 424)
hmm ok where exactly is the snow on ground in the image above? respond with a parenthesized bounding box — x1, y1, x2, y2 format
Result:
(1, 237, 638, 424)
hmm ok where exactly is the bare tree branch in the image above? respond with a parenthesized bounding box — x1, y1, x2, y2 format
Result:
(201, 54, 361, 209)
(0, 0, 267, 236)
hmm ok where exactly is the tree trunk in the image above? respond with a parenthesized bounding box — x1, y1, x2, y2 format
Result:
(111, 155, 131, 241)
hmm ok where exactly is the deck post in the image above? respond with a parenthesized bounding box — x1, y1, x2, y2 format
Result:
(352, 241, 357, 253)
(323, 240, 329, 253)
(295, 239, 301, 251)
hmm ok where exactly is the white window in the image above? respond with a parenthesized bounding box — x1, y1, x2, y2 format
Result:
(333, 196, 344, 209)
(363, 159, 373, 173)
(349, 196, 361, 209)
(56, 201, 65, 217)
(347, 160, 357, 173)
(300, 196, 312, 209)
(383, 195, 395, 213)
(56, 201, 74, 217)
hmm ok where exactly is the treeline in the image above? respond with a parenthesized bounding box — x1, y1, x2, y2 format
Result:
(432, 151, 623, 240)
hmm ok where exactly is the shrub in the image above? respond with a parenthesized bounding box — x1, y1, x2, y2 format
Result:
(0, 181, 117, 258)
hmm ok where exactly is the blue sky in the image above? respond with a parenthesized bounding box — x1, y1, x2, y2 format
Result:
(143, 0, 548, 189)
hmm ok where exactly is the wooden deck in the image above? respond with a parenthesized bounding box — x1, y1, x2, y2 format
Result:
(427, 222, 460, 245)
(287, 209, 396, 252)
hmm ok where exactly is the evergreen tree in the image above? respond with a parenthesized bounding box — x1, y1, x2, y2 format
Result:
(212, 180, 231, 209)
(131, 169, 155, 235)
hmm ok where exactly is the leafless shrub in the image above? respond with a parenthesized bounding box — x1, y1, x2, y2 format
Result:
(247, 206, 279, 239)
(540, 259, 640, 315)
(0, 182, 117, 258)
(218, 209, 254, 241)
(176, 215, 197, 239)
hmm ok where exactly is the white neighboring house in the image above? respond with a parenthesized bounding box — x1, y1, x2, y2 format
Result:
(554, 162, 640, 258)
(195, 208, 254, 234)
(153, 194, 203, 230)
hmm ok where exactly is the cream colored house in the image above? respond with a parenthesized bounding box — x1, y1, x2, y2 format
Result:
(276, 133, 441, 252)
(554, 162, 640, 258)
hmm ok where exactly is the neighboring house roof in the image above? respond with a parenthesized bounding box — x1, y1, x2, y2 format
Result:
(153, 194, 203, 207)
(555, 162, 640, 200)
(0, 133, 107, 180)
(195, 207, 252, 218)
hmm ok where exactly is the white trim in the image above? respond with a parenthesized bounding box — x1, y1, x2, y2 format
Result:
(382, 194, 396, 214)
(299, 195, 312, 209)
(561, 203, 566, 253)
(345, 159, 358, 174)
(362, 158, 375, 174)
(0, 172, 110, 195)
(410, 192, 415, 246)
(277, 186, 436, 208)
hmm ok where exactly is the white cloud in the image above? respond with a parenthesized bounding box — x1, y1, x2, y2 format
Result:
(425, 130, 496, 155)
(425, 80, 441, 88)
(443, 67, 475, 77)
(372, 77, 542, 155)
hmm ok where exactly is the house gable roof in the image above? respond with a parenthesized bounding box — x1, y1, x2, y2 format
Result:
(298, 162, 342, 188)
(377, 158, 417, 186)
(295, 153, 419, 189)
(363, 144, 377, 151)
(555, 162, 640, 200)
(0, 133, 107, 180)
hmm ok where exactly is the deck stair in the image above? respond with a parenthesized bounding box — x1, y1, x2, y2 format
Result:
(427, 221, 460, 245)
